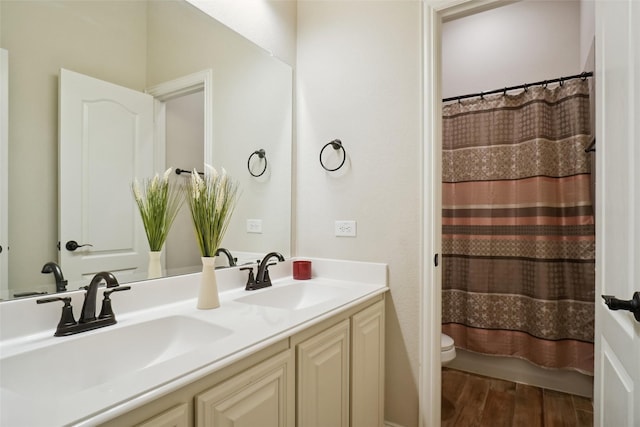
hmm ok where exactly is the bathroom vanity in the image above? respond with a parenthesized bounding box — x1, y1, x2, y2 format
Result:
(0, 258, 387, 427)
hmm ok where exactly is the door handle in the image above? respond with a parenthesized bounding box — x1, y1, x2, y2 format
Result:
(601, 292, 640, 322)
(65, 240, 93, 252)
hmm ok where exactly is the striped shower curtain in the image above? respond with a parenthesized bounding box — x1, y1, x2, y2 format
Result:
(441, 79, 595, 373)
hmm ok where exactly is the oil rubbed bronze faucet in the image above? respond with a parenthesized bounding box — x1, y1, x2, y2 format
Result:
(241, 252, 285, 291)
(37, 272, 130, 336)
(41, 261, 68, 292)
(215, 247, 237, 267)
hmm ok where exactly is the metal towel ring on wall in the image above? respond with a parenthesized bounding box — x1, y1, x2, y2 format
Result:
(247, 149, 267, 177)
(320, 139, 346, 172)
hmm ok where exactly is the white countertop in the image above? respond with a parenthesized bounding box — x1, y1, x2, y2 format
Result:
(0, 258, 388, 426)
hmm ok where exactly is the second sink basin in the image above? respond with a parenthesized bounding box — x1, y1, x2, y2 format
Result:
(0, 315, 231, 399)
(234, 282, 345, 310)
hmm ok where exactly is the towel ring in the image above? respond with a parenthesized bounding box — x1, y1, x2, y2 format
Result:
(247, 149, 267, 177)
(320, 139, 346, 172)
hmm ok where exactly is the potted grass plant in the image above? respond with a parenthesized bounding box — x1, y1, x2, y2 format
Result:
(132, 168, 184, 278)
(186, 164, 239, 309)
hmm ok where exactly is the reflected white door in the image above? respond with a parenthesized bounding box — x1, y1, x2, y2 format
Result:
(0, 49, 8, 298)
(594, 1, 640, 425)
(59, 69, 154, 285)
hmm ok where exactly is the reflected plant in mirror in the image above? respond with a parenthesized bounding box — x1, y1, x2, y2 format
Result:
(132, 168, 184, 279)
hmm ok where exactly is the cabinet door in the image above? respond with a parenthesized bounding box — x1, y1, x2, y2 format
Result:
(195, 350, 294, 427)
(297, 319, 350, 427)
(136, 404, 188, 427)
(351, 300, 385, 427)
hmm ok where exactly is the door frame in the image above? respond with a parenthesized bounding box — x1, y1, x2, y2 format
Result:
(0, 49, 8, 298)
(419, 1, 526, 425)
(145, 69, 214, 173)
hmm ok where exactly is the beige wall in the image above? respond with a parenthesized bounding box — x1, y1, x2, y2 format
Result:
(186, 0, 297, 67)
(442, 0, 582, 99)
(296, 2, 423, 426)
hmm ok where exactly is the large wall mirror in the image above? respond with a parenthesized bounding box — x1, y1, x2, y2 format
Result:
(0, 0, 292, 300)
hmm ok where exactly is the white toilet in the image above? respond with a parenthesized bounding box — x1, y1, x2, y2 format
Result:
(441, 333, 456, 365)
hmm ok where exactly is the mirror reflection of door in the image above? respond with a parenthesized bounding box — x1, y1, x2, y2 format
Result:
(59, 69, 154, 286)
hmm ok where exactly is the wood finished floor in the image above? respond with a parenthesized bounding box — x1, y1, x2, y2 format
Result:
(442, 368, 594, 427)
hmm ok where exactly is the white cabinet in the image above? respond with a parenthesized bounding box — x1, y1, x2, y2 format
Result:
(296, 298, 386, 427)
(136, 404, 188, 427)
(195, 350, 294, 427)
(297, 319, 350, 427)
(98, 295, 385, 427)
(351, 300, 385, 427)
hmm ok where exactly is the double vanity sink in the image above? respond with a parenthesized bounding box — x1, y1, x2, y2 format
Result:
(0, 258, 388, 426)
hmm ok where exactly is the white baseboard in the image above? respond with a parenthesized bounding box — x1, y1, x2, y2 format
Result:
(447, 349, 594, 398)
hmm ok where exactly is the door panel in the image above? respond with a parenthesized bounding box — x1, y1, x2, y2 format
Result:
(594, 1, 640, 425)
(59, 69, 154, 284)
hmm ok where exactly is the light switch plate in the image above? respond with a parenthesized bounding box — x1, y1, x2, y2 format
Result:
(246, 219, 262, 233)
(335, 220, 356, 237)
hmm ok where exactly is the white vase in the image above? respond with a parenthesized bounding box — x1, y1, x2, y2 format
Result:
(197, 256, 220, 309)
(147, 251, 162, 279)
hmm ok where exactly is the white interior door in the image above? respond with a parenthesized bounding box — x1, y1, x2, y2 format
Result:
(594, 1, 640, 425)
(0, 49, 8, 298)
(59, 69, 154, 285)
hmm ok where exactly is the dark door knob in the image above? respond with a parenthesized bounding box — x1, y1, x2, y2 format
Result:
(602, 292, 640, 322)
(65, 240, 93, 251)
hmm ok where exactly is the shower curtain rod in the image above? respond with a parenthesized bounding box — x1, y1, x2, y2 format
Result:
(442, 71, 593, 103)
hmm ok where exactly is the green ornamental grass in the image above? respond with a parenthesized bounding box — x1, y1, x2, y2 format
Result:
(132, 168, 184, 252)
(186, 165, 239, 257)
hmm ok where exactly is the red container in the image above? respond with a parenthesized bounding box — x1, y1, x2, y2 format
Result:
(293, 260, 312, 280)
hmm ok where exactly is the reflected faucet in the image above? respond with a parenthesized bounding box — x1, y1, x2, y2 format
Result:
(80, 271, 120, 323)
(215, 247, 237, 267)
(41, 262, 68, 292)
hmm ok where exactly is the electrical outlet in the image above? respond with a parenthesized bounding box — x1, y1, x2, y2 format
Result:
(246, 219, 262, 234)
(335, 220, 356, 237)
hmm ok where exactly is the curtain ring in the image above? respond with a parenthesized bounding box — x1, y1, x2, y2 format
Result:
(559, 77, 565, 86)
(581, 72, 588, 81)
(503, 87, 507, 96)
(320, 139, 346, 172)
(523, 83, 529, 92)
(247, 149, 267, 177)
(543, 80, 548, 88)
(479, 91, 484, 100)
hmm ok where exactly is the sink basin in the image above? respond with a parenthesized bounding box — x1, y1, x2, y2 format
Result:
(0, 315, 231, 398)
(235, 283, 345, 310)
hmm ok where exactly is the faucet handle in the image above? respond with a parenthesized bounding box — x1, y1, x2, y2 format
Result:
(37, 296, 77, 335)
(98, 285, 131, 321)
(240, 266, 256, 290)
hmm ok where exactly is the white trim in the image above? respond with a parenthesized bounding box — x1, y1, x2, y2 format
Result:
(420, 1, 507, 426)
(0, 49, 9, 299)
(146, 69, 214, 168)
